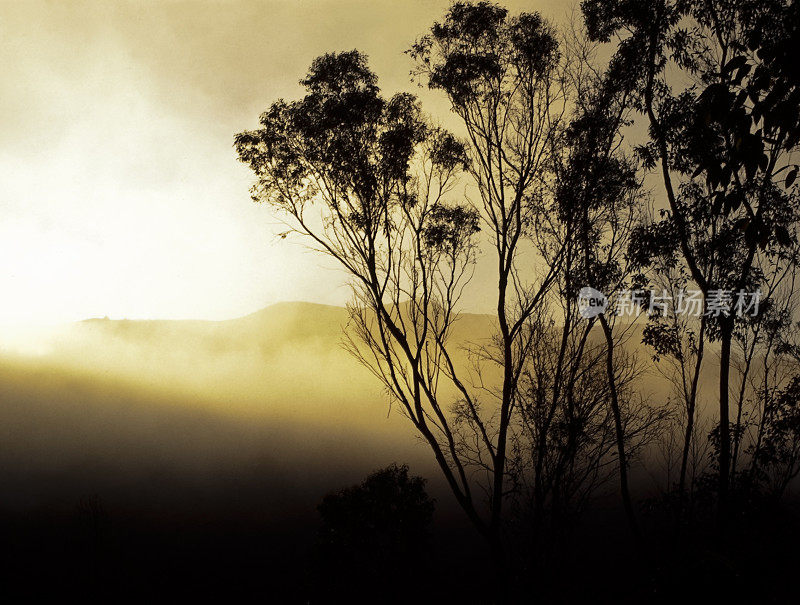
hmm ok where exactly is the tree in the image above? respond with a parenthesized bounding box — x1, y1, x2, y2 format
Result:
(237, 0, 574, 576)
(639, 260, 711, 519)
(236, 2, 665, 586)
(408, 2, 566, 561)
(583, 0, 800, 523)
(236, 48, 509, 554)
(549, 29, 657, 536)
(311, 464, 435, 603)
(409, 5, 663, 552)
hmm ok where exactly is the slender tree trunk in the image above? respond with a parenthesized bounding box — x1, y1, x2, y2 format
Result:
(731, 384, 745, 484)
(718, 318, 734, 528)
(492, 269, 512, 533)
(679, 313, 705, 512)
(533, 316, 571, 532)
(731, 336, 764, 480)
(679, 374, 698, 504)
(599, 314, 639, 537)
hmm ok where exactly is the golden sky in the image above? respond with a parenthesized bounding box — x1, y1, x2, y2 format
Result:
(0, 0, 567, 330)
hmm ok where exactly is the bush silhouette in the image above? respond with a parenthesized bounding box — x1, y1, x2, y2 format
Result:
(310, 464, 435, 603)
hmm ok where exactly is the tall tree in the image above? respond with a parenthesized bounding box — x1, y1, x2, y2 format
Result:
(551, 44, 652, 535)
(235, 51, 495, 538)
(237, 3, 663, 590)
(583, 0, 800, 522)
(409, 1, 566, 548)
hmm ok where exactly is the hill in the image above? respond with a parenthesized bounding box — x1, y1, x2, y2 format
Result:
(0, 303, 455, 518)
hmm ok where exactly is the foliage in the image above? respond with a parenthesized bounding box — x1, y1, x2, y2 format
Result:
(311, 464, 435, 603)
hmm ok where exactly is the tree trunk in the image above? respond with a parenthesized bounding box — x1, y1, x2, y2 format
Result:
(718, 318, 733, 528)
(599, 314, 639, 537)
(679, 313, 705, 515)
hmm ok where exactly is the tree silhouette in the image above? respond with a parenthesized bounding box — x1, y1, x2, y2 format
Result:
(310, 464, 434, 604)
(408, 1, 567, 570)
(234, 48, 491, 540)
(235, 1, 800, 598)
(584, 0, 800, 524)
(409, 0, 662, 552)
(236, 3, 661, 589)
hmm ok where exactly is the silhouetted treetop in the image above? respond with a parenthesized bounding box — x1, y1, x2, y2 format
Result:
(235, 50, 474, 265)
(311, 464, 436, 603)
(317, 464, 435, 549)
(410, 1, 559, 106)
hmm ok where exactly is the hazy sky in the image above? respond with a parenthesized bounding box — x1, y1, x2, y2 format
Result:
(0, 0, 568, 329)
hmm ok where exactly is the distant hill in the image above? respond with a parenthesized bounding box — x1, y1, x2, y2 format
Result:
(0, 301, 703, 521)
(0, 302, 446, 517)
(37, 301, 500, 410)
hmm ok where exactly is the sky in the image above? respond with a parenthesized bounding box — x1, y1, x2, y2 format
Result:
(0, 0, 569, 331)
